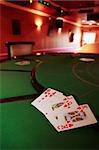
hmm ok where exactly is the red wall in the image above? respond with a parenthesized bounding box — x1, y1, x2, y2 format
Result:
(0, 5, 39, 54)
(0, 4, 88, 57)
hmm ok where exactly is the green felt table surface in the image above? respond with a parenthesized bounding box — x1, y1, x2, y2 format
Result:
(0, 54, 99, 149)
(0, 56, 37, 98)
(0, 100, 99, 150)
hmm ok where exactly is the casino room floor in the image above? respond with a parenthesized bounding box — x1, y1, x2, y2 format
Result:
(0, 54, 99, 150)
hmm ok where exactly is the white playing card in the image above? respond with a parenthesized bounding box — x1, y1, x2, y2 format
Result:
(33, 94, 65, 115)
(43, 95, 79, 132)
(31, 88, 64, 114)
(31, 89, 97, 132)
(45, 111, 64, 132)
(55, 104, 97, 132)
(32, 88, 63, 103)
(44, 95, 79, 116)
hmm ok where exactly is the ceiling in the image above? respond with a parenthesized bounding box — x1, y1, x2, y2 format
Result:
(2, 0, 99, 27)
(51, 0, 99, 9)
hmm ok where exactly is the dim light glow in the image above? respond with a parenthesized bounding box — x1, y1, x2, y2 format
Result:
(58, 28, 62, 34)
(37, 26, 41, 31)
(49, 17, 51, 20)
(35, 18, 42, 26)
(35, 18, 43, 31)
(30, 0, 32, 3)
(97, 23, 99, 25)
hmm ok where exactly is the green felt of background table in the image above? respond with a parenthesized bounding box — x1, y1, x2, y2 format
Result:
(0, 57, 37, 98)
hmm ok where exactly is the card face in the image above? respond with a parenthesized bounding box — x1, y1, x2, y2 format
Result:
(44, 96, 78, 132)
(55, 104, 97, 131)
(44, 95, 78, 115)
(31, 88, 64, 114)
(32, 88, 63, 103)
(32, 94, 79, 132)
(31, 89, 97, 132)
(32, 88, 78, 116)
(45, 112, 64, 132)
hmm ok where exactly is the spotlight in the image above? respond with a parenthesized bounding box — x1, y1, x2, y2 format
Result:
(56, 18, 63, 29)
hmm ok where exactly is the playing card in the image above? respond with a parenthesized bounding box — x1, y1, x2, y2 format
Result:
(55, 104, 97, 132)
(44, 95, 79, 116)
(31, 89, 97, 132)
(43, 95, 79, 132)
(32, 88, 63, 103)
(32, 94, 79, 132)
(31, 88, 64, 114)
(45, 111, 64, 132)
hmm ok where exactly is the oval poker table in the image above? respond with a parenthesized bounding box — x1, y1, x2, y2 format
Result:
(0, 54, 99, 150)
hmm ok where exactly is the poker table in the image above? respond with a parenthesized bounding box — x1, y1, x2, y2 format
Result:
(0, 54, 99, 150)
